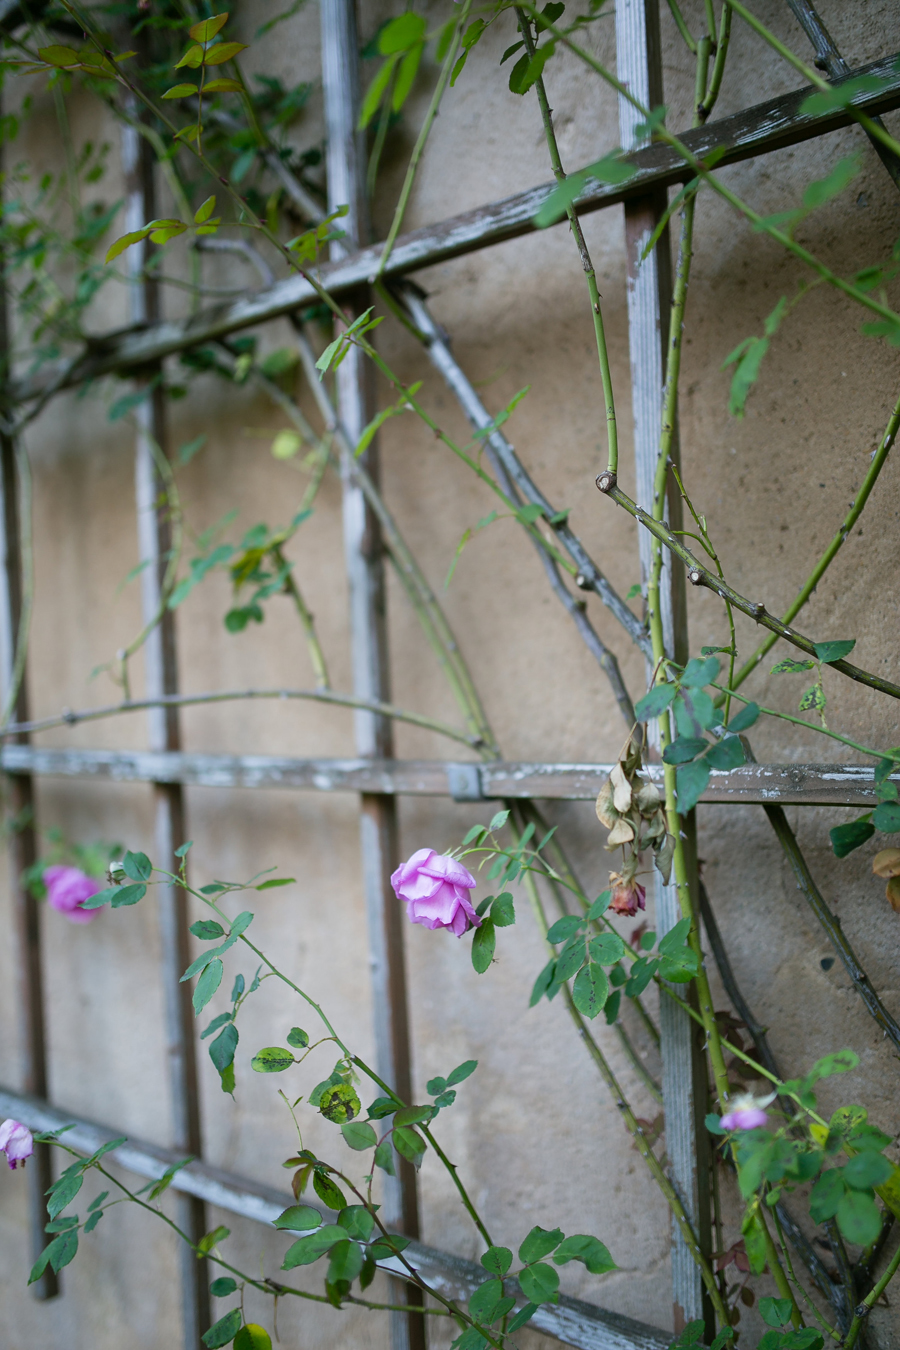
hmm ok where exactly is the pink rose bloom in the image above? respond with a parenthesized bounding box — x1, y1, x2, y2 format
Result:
(610, 880, 646, 917)
(43, 865, 102, 924)
(0, 1119, 34, 1170)
(391, 849, 480, 937)
(721, 1093, 771, 1131)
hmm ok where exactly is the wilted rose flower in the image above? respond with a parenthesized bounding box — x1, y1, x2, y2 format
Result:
(391, 849, 480, 937)
(43, 865, 102, 924)
(0, 1119, 34, 1170)
(610, 877, 646, 917)
(720, 1092, 774, 1132)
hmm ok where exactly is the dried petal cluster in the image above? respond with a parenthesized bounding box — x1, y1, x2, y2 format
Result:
(595, 745, 675, 913)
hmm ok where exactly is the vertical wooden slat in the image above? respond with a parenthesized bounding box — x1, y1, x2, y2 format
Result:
(319, 7, 423, 1349)
(121, 108, 209, 1348)
(615, 1, 711, 1334)
(0, 88, 57, 1301)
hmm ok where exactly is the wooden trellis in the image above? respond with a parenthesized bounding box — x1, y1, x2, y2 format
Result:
(1, 3, 898, 1347)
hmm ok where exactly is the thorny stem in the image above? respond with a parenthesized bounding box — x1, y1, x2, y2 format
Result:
(518, 10, 619, 478)
(597, 478, 900, 702)
(763, 803, 900, 1055)
(726, 388, 900, 698)
(55, 1151, 452, 1322)
(396, 281, 650, 659)
(843, 1239, 900, 1350)
(270, 543, 331, 689)
(196, 907, 500, 1256)
(0, 686, 481, 749)
(512, 818, 725, 1321)
(376, 0, 473, 276)
(756, 1201, 803, 1328)
(671, 464, 736, 714)
(725, 0, 900, 166)
(666, 0, 698, 54)
(564, 983, 730, 1326)
(699, 2, 732, 119)
(523, 6, 900, 335)
(641, 170, 733, 1118)
(289, 329, 500, 756)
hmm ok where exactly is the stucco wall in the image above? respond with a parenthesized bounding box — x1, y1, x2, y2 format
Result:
(1, 2, 899, 1348)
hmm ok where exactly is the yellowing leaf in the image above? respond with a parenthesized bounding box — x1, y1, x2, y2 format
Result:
(204, 41, 247, 65)
(37, 45, 81, 66)
(203, 78, 242, 93)
(162, 83, 199, 99)
(176, 44, 204, 68)
(105, 228, 150, 263)
(194, 195, 216, 224)
(271, 430, 301, 460)
(189, 12, 229, 42)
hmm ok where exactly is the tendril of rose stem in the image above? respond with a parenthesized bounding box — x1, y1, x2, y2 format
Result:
(519, 4, 900, 335)
(726, 0, 900, 166)
(707, 680, 900, 766)
(670, 463, 736, 716)
(509, 814, 729, 1323)
(725, 386, 900, 699)
(1, 686, 480, 750)
(637, 131, 733, 1119)
(516, 8, 619, 479)
(376, 0, 473, 277)
(600, 478, 900, 700)
(322, 1161, 496, 1343)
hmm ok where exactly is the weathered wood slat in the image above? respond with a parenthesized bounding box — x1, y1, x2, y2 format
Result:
(13, 53, 900, 398)
(3, 744, 893, 806)
(0, 1085, 669, 1350)
(123, 105, 210, 1347)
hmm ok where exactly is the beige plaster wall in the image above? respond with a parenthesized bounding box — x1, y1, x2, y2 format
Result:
(1, 2, 899, 1348)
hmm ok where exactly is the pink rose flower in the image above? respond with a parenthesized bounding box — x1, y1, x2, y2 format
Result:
(720, 1093, 773, 1131)
(610, 880, 646, 917)
(43, 865, 102, 924)
(0, 1119, 34, 1170)
(391, 849, 480, 937)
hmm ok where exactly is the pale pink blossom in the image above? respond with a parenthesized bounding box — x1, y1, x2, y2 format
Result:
(0, 1119, 33, 1170)
(721, 1093, 774, 1131)
(43, 865, 102, 924)
(391, 849, 480, 937)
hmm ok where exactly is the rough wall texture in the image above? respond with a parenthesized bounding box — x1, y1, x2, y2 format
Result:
(1, 2, 899, 1348)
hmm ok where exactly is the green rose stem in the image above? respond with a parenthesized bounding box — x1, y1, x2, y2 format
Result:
(194, 914, 500, 1256)
(624, 117, 734, 1122)
(520, 4, 900, 334)
(516, 10, 619, 480)
(262, 541, 331, 690)
(376, 0, 473, 277)
(287, 331, 500, 756)
(55, 1151, 450, 1320)
(725, 0, 900, 165)
(512, 804, 662, 1101)
(697, 2, 732, 121)
(514, 855, 729, 1328)
(706, 681, 900, 766)
(724, 388, 900, 698)
(0, 685, 481, 749)
(842, 1237, 900, 1349)
(596, 476, 900, 702)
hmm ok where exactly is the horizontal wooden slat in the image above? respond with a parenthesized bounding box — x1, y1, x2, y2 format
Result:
(0, 1086, 669, 1350)
(13, 53, 900, 398)
(2, 744, 893, 806)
